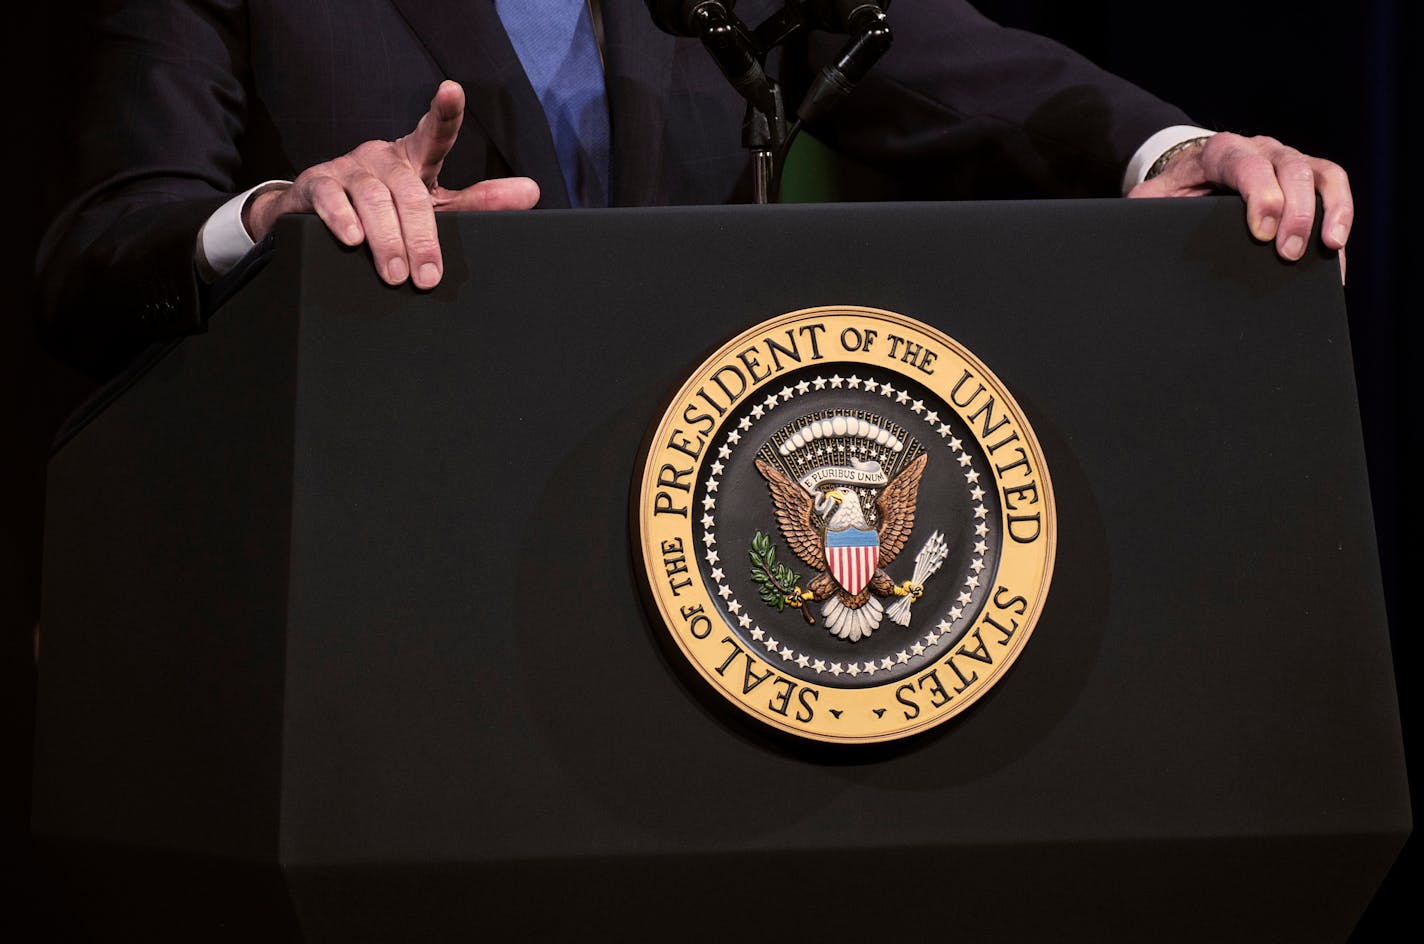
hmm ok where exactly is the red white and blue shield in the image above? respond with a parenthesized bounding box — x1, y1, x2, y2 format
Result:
(825, 527, 880, 595)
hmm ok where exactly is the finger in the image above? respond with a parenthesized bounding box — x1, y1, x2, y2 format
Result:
(377, 158, 443, 290)
(432, 176, 541, 212)
(347, 171, 409, 285)
(400, 80, 465, 187)
(303, 174, 364, 246)
(1269, 146, 1318, 261)
(1204, 135, 1286, 245)
(1310, 157, 1353, 250)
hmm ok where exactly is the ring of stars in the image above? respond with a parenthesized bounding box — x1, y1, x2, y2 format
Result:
(698, 373, 996, 681)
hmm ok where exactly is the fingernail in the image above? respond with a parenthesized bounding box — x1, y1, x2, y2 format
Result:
(388, 257, 408, 282)
(418, 263, 440, 287)
(1330, 224, 1348, 246)
(345, 225, 362, 243)
(1258, 216, 1278, 240)
(1283, 235, 1304, 260)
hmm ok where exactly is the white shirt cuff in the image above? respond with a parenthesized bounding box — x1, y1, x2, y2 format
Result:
(1122, 126, 1215, 195)
(194, 180, 292, 281)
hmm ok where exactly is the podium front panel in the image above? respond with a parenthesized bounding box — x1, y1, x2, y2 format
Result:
(35, 201, 1407, 941)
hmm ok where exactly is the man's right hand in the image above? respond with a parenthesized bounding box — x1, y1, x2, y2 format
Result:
(243, 80, 539, 289)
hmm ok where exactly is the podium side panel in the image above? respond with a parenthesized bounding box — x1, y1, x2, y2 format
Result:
(33, 238, 309, 937)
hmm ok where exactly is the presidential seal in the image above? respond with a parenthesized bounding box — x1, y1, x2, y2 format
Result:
(637, 307, 1055, 743)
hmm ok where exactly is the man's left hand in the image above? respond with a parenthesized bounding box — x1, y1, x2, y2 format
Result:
(1128, 132, 1352, 268)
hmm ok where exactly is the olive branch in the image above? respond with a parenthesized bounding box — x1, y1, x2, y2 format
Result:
(749, 531, 814, 624)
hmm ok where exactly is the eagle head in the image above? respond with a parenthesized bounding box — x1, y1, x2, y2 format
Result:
(816, 487, 870, 532)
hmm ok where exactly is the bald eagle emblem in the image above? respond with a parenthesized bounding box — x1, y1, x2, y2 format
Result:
(755, 426, 946, 642)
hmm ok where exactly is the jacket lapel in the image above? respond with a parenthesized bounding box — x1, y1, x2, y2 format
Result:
(386, 0, 572, 208)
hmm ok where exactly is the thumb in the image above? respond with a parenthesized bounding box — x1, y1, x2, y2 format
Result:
(433, 177, 541, 211)
(1127, 176, 1173, 199)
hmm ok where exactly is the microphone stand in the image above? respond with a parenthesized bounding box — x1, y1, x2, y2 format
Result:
(660, 1, 893, 204)
(745, 84, 786, 205)
(752, 3, 894, 204)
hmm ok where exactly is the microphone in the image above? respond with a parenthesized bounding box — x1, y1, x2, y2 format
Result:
(799, 1, 887, 33)
(644, 1, 779, 117)
(644, 0, 716, 35)
(795, 0, 893, 124)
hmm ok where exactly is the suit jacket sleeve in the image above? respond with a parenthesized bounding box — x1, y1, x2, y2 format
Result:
(796, 1, 1195, 199)
(36, 0, 252, 371)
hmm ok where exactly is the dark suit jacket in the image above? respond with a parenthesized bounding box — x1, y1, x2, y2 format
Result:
(37, 0, 1189, 368)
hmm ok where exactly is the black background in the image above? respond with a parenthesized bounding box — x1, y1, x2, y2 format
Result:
(5, 2, 1415, 937)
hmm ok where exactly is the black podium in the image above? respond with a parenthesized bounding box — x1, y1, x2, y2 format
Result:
(34, 201, 1408, 941)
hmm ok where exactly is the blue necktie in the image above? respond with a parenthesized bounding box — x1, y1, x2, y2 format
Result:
(494, 0, 611, 207)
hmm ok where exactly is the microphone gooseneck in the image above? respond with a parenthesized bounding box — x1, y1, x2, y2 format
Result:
(643, 1, 895, 203)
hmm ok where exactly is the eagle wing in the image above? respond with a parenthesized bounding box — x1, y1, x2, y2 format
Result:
(876, 452, 928, 567)
(754, 458, 826, 572)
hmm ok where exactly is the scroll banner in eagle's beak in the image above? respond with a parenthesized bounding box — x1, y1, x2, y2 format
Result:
(797, 462, 889, 493)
